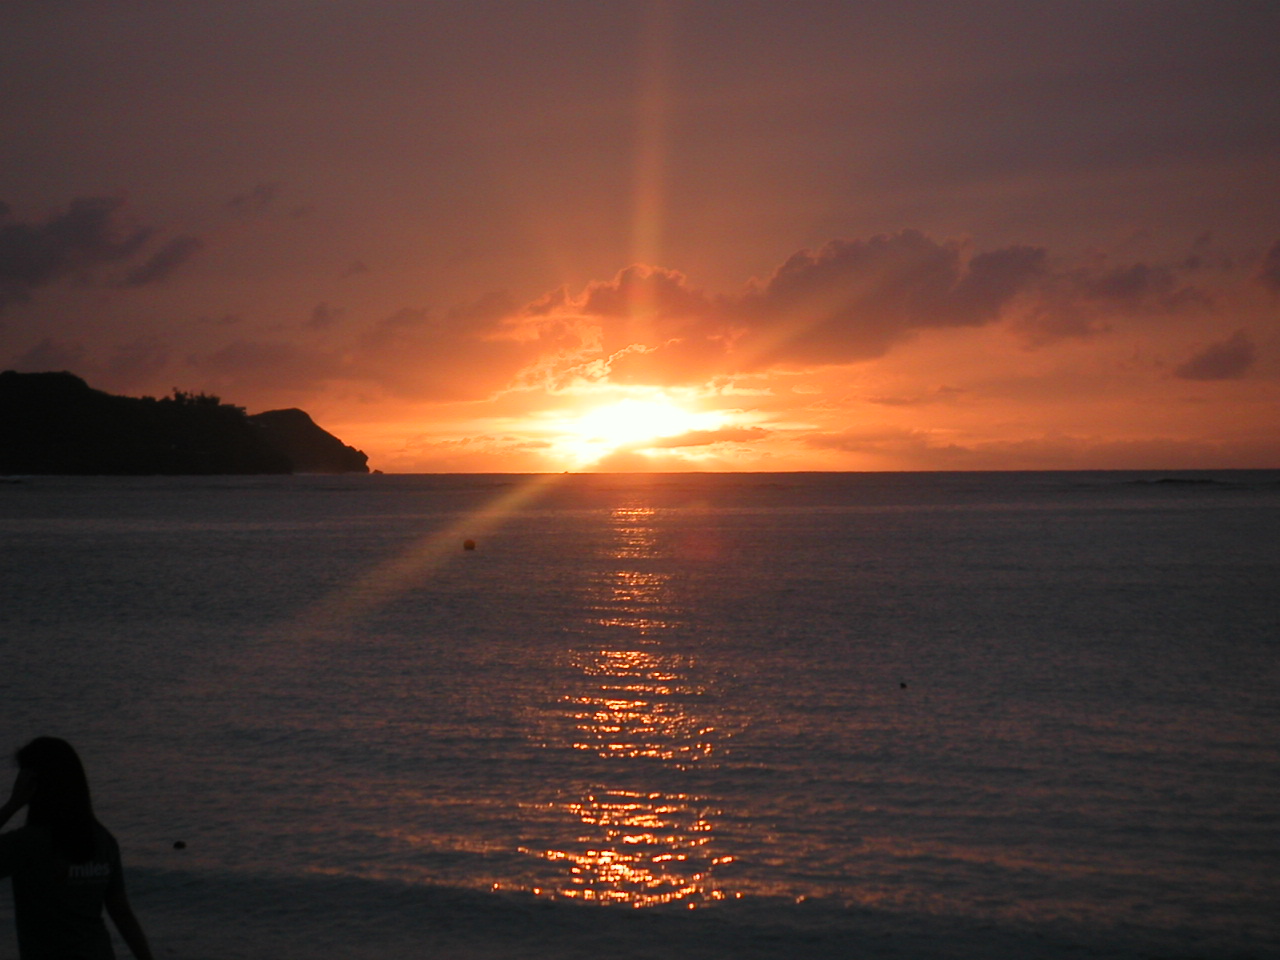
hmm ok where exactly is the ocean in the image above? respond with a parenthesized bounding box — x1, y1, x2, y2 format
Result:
(1, 471, 1277, 959)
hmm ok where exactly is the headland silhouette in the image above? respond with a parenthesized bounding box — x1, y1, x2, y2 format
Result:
(0, 370, 369, 475)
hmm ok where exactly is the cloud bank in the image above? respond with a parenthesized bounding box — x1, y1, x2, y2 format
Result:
(490, 229, 1226, 397)
(0, 198, 203, 312)
(157, 227, 1271, 422)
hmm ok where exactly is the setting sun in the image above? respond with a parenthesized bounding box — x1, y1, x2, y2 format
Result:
(551, 397, 726, 467)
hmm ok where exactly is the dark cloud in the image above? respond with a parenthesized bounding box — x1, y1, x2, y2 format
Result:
(1013, 290, 1107, 343)
(1016, 254, 1210, 345)
(0, 198, 151, 311)
(751, 232, 1041, 323)
(121, 236, 204, 286)
(306, 302, 344, 330)
(226, 182, 283, 215)
(733, 232, 1046, 367)
(1180, 232, 1215, 271)
(1174, 330, 1256, 381)
(1068, 260, 1210, 312)
(1080, 263, 1176, 303)
(1257, 240, 1280, 294)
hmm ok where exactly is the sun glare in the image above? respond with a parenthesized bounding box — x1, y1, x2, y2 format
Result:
(551, 397, 724, 467)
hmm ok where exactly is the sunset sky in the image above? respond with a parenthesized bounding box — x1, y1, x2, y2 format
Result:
(3, 1, 1278, 472)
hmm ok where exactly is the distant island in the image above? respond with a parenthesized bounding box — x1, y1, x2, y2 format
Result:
(0, 370, 369, 475)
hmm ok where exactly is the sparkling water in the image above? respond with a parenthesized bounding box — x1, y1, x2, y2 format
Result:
(2, 472, 1277, 959)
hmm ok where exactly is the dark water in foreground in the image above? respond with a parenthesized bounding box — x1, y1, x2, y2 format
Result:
(2, 471, 1278, 958)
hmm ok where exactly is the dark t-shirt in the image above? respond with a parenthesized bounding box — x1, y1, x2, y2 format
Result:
(0, 822, 121, 960)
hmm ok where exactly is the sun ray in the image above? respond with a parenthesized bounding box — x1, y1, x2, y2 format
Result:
(284, 473, 566, 641)
(630, 2, 676, 272)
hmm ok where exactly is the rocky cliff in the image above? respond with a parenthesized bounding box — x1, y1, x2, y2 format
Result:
(248, 407, 369, 474)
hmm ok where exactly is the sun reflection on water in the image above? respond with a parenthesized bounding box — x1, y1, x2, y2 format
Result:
(527, 503, 736, 908)
(532, 788, 731, 907)
(564, 648, 716, 765)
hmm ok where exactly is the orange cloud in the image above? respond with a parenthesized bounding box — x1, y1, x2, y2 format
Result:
(508, 231, 1052, 392)
(509, 229, 1268, 408)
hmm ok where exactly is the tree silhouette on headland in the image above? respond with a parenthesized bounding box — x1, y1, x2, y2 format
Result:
(0, 370, 368, 475)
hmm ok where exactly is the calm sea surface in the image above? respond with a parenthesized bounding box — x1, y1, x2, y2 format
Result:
(2, 472, 1278, 958)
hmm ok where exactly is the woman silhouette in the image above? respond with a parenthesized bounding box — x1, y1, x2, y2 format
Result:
(0, 738, 153, 960)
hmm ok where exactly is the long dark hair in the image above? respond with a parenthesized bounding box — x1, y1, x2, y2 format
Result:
(15, 737, 98, 861)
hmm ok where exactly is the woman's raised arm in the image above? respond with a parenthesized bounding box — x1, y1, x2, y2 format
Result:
(104, 885, 156, 960)
(0, 770, 35, 829)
